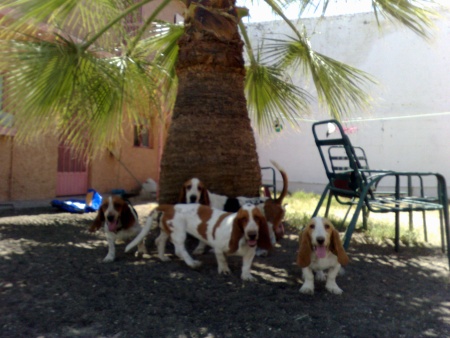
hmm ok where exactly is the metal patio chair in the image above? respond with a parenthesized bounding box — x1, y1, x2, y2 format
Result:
(261, 166, 277, 199)
(311, 119, 450, 269)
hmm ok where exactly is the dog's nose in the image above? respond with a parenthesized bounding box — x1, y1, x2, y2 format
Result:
(316, 236, 325, 245)
(107, 215, 115, 222)
(189, 195, 197, 203)
(247, 231, 257, 241)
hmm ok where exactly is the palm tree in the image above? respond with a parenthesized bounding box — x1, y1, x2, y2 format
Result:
(0, 0, 439, 203)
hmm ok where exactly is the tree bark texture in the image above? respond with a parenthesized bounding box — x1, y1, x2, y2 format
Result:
(158, 0, 262, 203)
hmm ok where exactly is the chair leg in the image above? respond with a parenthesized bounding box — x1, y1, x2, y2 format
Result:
(442, 207, 450, 271)
(342, 204, 352, 226)
(325, 192, 333, 218)
(439, 209, 445, 253)
(362, 207, 369, 230)
(395, 211, 400, 252)
(422, 211, 428, 243)
(343, 197, 366, 250)
(313, 185, 331, 217)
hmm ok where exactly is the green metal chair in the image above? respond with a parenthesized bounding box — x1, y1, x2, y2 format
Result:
(261, 166, 277, 198)
(311, 119, 450, 270)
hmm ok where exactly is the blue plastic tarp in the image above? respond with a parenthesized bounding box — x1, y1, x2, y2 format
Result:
(51, 189, 102, 214)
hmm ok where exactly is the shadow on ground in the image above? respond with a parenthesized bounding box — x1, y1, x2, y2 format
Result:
(0, 204, 449, 337)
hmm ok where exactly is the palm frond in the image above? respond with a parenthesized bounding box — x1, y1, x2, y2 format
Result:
(245, 61, 311, 133)
(0, 0, 123, 47)
(0, 37, 160, 156)
(239, 15, 311, 132)
(264, 36, 376, 119)
(133, 21, 184, 114)
(371, 0, 438, 38)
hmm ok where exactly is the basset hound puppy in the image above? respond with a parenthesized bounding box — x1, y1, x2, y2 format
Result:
(178, 160, 288, 256)
(126, 203, 272, 281)
(90, 195, 147, 262)
(297, 217, 349, 295)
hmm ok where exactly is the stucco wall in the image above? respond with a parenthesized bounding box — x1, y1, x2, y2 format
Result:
(0, 136, 13, 200)
(89, 123, 161, 195)
(143, 0, 185, 23)
(249, 11, 450, 194)
(0, 135, 58, 201)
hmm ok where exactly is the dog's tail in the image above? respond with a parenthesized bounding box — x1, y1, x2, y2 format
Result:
(270, 160, 288, 204)
(125, 208, 159, 253)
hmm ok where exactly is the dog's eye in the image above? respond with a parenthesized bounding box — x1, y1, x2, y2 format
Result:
(186, 185, 192, 190)
(325, 224, 330, 229)
(197, 187, 202, 191)
(310, 224, 315, 229)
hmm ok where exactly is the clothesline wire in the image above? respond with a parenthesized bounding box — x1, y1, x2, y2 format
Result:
(291, 111, 450, 123)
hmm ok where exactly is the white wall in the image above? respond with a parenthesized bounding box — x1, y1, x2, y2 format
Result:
(249, 10, 450, 195)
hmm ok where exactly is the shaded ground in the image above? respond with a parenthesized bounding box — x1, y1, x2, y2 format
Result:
(0, 202, 449, 337)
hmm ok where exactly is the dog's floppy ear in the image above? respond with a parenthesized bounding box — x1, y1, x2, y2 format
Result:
(228, 210, 245, 254)
(330, 228, 349, 266)
(254, 211, 272, 251)
(199, 186, 210, 206)
(178, 183, 187, 203)
(90, 208, 105, 232)
(120, 202, 137, 230)
(296, 228, 312, 268)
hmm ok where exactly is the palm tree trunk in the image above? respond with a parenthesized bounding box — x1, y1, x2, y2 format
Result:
(158, 0, 261, 204)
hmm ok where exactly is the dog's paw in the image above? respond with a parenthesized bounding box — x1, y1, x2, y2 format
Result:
(189, 260, 202, 269)
(103, 256, 115, 263)
(158, 254, 171, 262)
(315, 270, 327, 282)
(326, 282, 343, 295)
(241, 273, 257, 282)
(218, 266, 231, 275)
(299, 283, 314, 295)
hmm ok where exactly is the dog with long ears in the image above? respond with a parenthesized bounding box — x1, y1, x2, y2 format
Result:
(90, 195, 147, 262)
(126, 203, 272, 281)
(179, 160, 288, 254)
(297, 217, 349, 295)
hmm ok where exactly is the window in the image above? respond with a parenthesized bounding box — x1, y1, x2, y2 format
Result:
(133, 124, 153, 149)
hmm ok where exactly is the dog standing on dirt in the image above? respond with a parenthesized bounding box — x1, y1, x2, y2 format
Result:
(179, 160, 288, 256)
(126, 203, 272, 281)
(89, 195, 147, 262)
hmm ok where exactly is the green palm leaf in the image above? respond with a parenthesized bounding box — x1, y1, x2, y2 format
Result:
(245, 61, 311, 133)
(263, 35, 376, 119)
(371, 0, 438, 38)
(133, 21, 184, 113)
(0, 35, 160, 155)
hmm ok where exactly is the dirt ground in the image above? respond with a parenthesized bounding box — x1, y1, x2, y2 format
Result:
(1, 201, 449, 338)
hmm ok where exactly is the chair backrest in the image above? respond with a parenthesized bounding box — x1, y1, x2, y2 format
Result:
(329, 146, 370, 173)
(312, 120, 367, 197)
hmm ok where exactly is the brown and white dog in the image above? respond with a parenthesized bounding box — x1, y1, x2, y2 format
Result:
(89, 195, 147, 262)
(296, 217, 349, 295)
(126, 203, 272, 281)
(178, 160, 288, 255)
